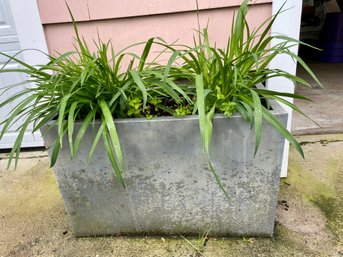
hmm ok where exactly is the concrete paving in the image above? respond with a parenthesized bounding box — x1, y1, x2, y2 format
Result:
(1, 134, 343, 257)
(292, 62, 343, 135)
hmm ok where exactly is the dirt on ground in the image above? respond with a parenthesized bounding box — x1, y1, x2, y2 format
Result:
(0, 134, 343, 257)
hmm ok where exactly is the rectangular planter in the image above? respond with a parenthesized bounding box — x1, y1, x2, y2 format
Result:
(42, 101, 287, 237)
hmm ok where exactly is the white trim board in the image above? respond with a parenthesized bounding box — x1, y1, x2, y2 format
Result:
(9, 0, 49, 66)
(268, 0, 303, 177)
(1, 0, 49, 149)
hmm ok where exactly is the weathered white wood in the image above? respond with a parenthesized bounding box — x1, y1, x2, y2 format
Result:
(268, 0, 303, 177)
(0, 0, 48, 149)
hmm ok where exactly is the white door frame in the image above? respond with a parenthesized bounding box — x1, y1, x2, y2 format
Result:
(9, 0, 49, 66)
(3, 0, 49, 148)
(268, 0, 303, 177)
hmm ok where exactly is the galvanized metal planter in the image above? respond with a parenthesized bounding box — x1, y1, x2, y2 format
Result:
(42, 101, 287, 237)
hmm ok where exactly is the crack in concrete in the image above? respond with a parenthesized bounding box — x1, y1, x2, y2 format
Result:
(0, 154, 48, 161)
(299, 139, 343, 146)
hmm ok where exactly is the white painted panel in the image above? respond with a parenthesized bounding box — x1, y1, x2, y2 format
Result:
(0, 0, 17, 37)
(0, 58, 43, 149)
(0, 0, 48, 149)
(9, 0, 49, 66)
(268, 0, 303, 177)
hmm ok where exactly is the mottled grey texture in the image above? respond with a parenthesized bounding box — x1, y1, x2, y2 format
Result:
(41, 101, 287, 237)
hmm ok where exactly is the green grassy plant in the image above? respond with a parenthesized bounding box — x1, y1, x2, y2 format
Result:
(0, 1, 320, 190)
(155, 0, 321, 196)
(0, 9, 192, 187)
(181, 230, 210, 257)
(162, 0, 321, 159)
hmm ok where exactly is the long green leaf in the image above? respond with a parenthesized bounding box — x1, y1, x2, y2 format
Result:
(250, 90, 262, 156)
(204, 104, 216, 154)
(58, 95, 71, 146)
(98, 100, 125, 172)
(32, 110, 57, 132)
(208, 161, 230, 200)
(87, 123, 105, 162)
(0, 94, 36, 140)
(262, 107, 304, 158)
(254, 89, 311, 101)
(50, 139, 61, 167)
(138, 38, 154, 71)
(280, 49, 323, 88)
(67, 102, 78, 155)
(7, 111, 36, 169)
(130, 70, 148, 108)
(72, 108, 97, 158)
(102, 128, 126, 188)
(195, 74, 206, 150)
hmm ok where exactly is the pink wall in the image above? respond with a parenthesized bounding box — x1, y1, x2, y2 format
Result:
(37, 1, 272, 61)
(37, 0, 272, 23)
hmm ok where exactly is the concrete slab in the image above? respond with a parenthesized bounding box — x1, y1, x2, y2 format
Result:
(292, 62, 343, 135)
(0, 134, 343, 256)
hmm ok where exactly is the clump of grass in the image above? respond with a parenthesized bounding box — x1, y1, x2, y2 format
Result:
(181, 230, 210, 257)
(0, 1, 320, 190)
(0, 7, 193, 187)
(163, 0, 321, 159)
(155, 0, 321, 196)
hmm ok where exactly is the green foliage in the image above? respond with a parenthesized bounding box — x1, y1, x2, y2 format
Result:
(127, 97, 142, 117)
(0, 23, 191, 186)
(163, 0, 321, 160)
(181, 230, 210, 257)
(0, 0, 320, 189)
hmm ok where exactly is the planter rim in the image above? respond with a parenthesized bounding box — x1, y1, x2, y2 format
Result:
(46, 99, 285, 126)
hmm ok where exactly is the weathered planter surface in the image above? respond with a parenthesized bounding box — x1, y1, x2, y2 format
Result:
(42, 101, 287, 237)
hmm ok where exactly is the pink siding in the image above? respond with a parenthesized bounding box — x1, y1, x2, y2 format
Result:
(37, 1, 272, 63)
(37, 0, 272, 24)
(37, 0, 90, 24)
